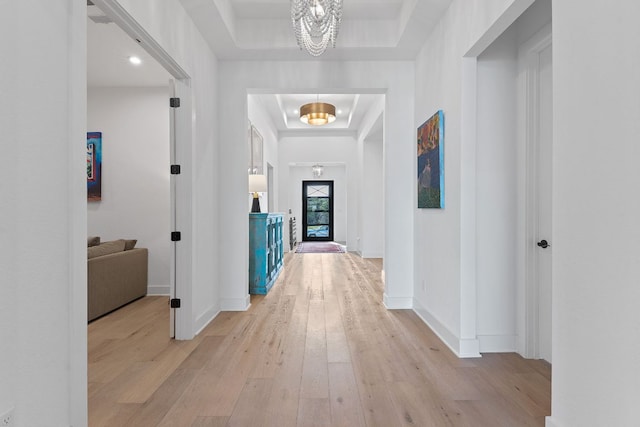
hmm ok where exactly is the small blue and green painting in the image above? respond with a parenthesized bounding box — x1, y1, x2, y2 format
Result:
(87, 132, 102, 201)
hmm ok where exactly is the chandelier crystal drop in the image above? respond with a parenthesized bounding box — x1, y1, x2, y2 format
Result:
(291, 0, 342, 56)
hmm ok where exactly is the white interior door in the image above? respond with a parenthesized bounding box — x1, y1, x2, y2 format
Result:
(536, 44, 553, 363)
(169, 78, 192, 339)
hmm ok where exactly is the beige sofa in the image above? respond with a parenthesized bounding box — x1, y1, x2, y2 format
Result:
(87, 238, 148, 322)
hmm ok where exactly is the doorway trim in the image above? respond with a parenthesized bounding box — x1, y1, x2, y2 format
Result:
(267, 162, 274, 212)
(518, 23, 552, 358)
(93, 0, 194, 340)
(457, 0, 540, 358)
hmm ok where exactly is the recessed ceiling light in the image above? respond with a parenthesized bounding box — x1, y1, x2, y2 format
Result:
(337, 109, 343, 115)
(293, 109, 299, 115)
(128, 56, 142, 65)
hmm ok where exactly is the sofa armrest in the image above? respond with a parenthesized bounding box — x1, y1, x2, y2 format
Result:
(88, 248, 148, 321)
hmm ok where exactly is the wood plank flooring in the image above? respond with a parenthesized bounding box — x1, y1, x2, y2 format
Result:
(89, 252, 551, 426)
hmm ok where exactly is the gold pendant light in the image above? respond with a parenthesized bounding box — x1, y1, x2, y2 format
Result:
(300, 101, 336, 126)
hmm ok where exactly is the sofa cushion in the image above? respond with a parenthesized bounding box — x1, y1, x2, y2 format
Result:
(124, 239, 137, 250)
(87, 236, 101, 247)
(88, 239, 126, 259)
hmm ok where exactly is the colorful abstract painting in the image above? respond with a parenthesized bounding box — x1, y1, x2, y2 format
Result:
(417, 110, 444, 208)
(87, 132, 102, 201)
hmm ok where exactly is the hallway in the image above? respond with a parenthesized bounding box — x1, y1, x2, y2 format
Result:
(89, 252, 550, 426)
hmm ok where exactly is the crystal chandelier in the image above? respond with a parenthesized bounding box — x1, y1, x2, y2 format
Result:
(312, 164, 324, 178)
(291, 0, 342, 57)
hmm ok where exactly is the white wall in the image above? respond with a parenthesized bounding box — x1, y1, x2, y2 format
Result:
(219, 61, 415, 311)
(550, 1, 640, 426)
(476, 27, 518, 352)
(413, 0, 538, 357)
(248, 95, 279, 212)
(356, 97, 385, 259)
(361, 136, 384, 258)
(413, 0, 554, 358)
(1, 0, 219, 423)
(515, 0, 552, 46)
(412, 0, 640, 422)
(87, 86, 171, 294)
(0, 2, 87, 425)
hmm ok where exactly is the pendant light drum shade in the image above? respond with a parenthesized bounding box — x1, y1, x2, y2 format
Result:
(300, 102, 336, 126)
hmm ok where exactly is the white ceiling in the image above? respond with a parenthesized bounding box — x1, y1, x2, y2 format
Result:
(87, 0, 450, 134)
(180, 0, 453, 60)
(87, 6, 171, 87)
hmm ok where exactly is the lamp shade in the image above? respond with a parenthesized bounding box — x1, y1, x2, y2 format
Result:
(248, 174, 267, 193)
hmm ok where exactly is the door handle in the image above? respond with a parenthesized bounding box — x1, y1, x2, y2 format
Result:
(537, 239, 549, 249)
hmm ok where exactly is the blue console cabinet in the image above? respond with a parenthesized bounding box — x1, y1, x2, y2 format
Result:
(249, 213, 284, 294)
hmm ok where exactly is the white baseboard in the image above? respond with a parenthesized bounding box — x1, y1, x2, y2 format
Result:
(194, 306, 220, 336)
(147, 285, 170, 295)
(459, 338, 481, 358)
(478, 334, 517, 353)
(413, 298, 481, 358)
(413, 300, 461, 355)
(220, 294, 251, 311)
(383, 293, 413, 309)
(545, 417, 562, 427)
(361, 251, 383, 259)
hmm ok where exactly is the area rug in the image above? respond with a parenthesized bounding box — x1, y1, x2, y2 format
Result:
(296, 242, 345, 254)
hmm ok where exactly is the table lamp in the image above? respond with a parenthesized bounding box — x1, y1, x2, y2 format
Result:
(248, 174, 267, 213)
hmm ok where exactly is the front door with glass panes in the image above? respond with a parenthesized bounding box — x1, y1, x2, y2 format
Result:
(302, 181, 334, 242)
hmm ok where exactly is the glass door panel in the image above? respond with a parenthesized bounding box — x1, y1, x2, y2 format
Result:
(302, 181, 334, 241)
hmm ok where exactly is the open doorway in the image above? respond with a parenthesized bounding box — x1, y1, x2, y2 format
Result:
(470, 0, 552, 360)
(87, 0, 193, 338)
(248, 92, 385, 255)
(86, 1, 198, 421)
(87, 1, 172, 327)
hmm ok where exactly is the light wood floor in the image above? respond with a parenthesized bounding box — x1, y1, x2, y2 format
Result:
(89, 252, 551, 426)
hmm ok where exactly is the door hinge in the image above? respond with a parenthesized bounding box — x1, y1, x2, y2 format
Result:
(170, 97, 180, 108)
(170, 164, 181, 175)
(170, 298, 181, 308)
(171, 231, 181, 241)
